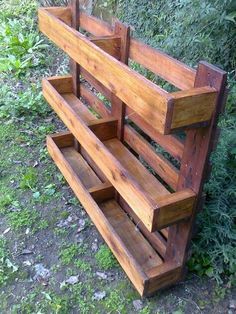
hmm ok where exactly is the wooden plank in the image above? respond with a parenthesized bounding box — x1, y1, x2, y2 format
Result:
(170, 86, 217, 130)
(100, 200, 163, 272)
(81, 68, 113, 103)
(125, 107, 184, 161)
(62, 93, 95, 122)
(124, 125, 179, 190)
(88, 182, 115, 203)
(45, 7, 72, 25)
(103, 138, 169, 200)
(165, 62, 227, 265)
(129, 39, 196, 90)
(87, 117, 118, 141)
(46, 75, 73, 93)
(90, 36, 121, 60)
(80, 10, 113, 36)
(154, 189, 196, 230)
(70, 0, 80, 97)
(61, 147, 102, 189)
(47, 134, 148, 295)
(80, 83, 111, 118)
(39, 8, 172, 135)
(43, 78, 162, 232)
(119, 197, 167, 258)
(48, 131, 74, 148)
(77, 11, 196, 90)
(111, 21, 130, 141)
(144, 262, 182, 296)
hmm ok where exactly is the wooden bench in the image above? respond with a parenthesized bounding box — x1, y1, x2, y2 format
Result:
(38, 1, 227, 296)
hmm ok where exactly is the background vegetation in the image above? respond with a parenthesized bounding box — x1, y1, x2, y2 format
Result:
(0, 2, 235, 311)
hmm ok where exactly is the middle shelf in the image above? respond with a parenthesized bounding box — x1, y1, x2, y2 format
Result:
(43, 75, 196, 232)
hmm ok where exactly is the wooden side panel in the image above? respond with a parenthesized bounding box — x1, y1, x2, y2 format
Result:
(171, 86, 217, 130)
(90, 36, 121, 60)
(45, 7, 72, 25)
(154, 189, 196, 230)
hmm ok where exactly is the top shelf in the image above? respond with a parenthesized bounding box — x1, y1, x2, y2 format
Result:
(38, 7, 217, 135)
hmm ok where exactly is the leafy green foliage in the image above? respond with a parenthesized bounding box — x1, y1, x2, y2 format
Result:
(7, 208, 40, 230)
(0, 237, 18, 286)
(95, 244, 118, 270)
(60, 244, 80, 265)
(0, 19, 47, 75)
(0, 82, 50, 118)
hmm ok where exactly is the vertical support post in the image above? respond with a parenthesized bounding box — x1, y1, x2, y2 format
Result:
(111, 21, 130, 141)
(165, 62, 227, 270)
(70, 0, 80, 98)
(70, 0, 80, 151)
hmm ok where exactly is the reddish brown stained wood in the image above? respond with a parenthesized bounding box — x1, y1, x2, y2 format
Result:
(154, 189, 196, 230)
(90, 36, 121, 60)
(47, 134, 148, 295)
(78, 10, 196, 90)
(125, 106, 184, 161)
(45, 7, 72, 25)
(88, 182, 115, 203)
(119, 197, 167, 258)
(87, 117, 118, 141)
(165, 61, 227, 265)
(129, 39, 196, 90)
(124, 125, 179, 190)
(69, 0, 80, 98)
(80, 83, 111, 118)
(111, 21, 130, 141)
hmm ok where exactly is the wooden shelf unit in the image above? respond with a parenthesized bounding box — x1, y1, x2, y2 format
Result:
(38, 1, 227, 296)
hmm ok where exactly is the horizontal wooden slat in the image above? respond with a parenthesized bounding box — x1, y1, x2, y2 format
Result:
(126, 107, 184, 161)
(78, 10, 196, 90)
(129, 39, 196, 90)
(80, 83, 111, 118)
(39, 8, 172, 134)
(124, 125, 179, 190)
(119, 197, 167, 258)
(80, 10, 113, 36)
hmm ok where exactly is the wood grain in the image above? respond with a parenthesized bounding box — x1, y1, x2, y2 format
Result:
(124, 125, 179, 190)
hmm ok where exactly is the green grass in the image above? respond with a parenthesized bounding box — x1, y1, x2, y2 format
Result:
(59, 244, 80, 265)
(95, 244, 118, 270)
(7, 208, 40, 230)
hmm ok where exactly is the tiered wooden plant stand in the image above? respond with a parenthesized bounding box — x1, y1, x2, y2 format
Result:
(38, 1, 227, 296)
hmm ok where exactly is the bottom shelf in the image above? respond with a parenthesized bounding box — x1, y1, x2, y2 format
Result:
(47, 132, 182, 296)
